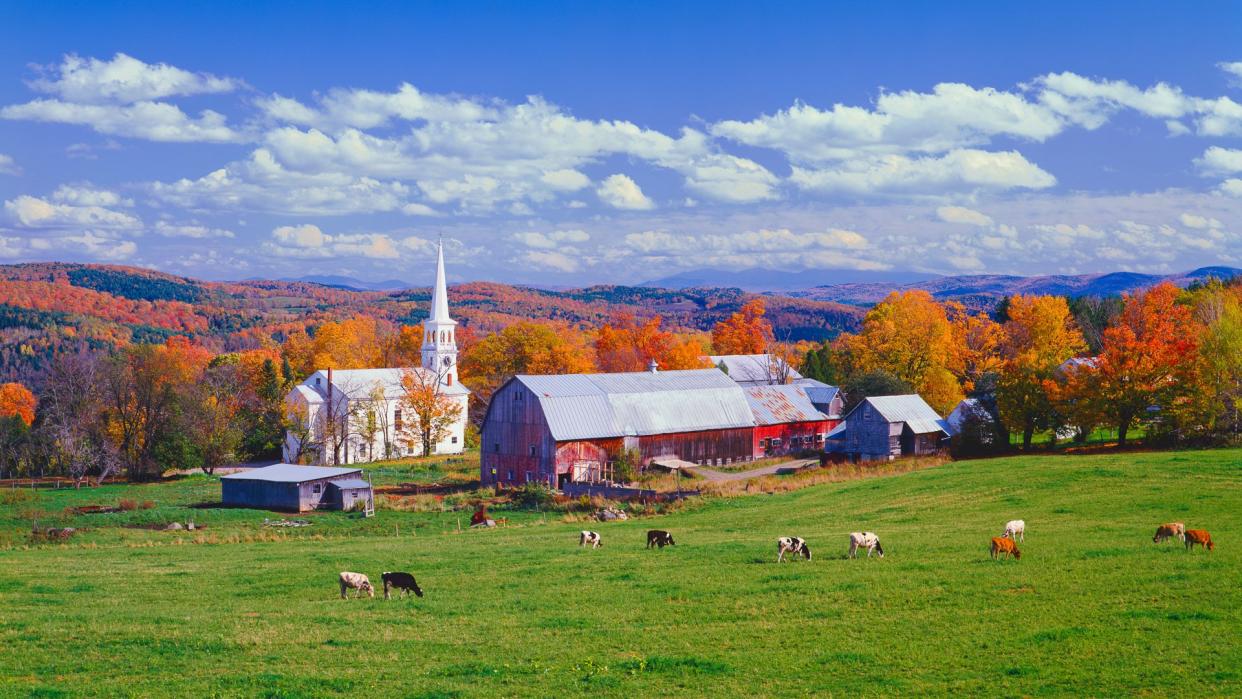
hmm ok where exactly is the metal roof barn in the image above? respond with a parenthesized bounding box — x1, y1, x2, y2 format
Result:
(220, 464, 371, 512)
(743, 384, 828, 425)
(709, 354, 804, 385)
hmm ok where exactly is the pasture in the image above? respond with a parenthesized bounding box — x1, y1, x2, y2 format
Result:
(1, 449, 1239, 697)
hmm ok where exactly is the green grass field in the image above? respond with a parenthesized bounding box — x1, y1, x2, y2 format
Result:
(1, 449, 1239, 697)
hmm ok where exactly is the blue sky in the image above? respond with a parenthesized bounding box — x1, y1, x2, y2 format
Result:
(0, 2, 1240, 286)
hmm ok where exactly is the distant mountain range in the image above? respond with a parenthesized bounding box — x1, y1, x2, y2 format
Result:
(272, 275, 413, 291)
(789, 266, 1242, 308)
(641, 268, 939, 292)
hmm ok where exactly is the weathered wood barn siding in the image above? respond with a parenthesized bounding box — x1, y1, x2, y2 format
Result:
(480, 379, 554, 486)
(833, 395, 949, 462)
(755, 420, 831, 458)
(633, 428, 754, 467)
(839, 406, 900, 460)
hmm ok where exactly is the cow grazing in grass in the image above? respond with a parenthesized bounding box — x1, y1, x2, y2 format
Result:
(848, 532, 884, 558)
(647, 530, 675, 549)
(1185, 529, 1215, 552)
(338, 571, 374, 599)
(777, 536, 811, 562)
(1153, 522, 1186, 544)
(381, 571, 423, 599)
(990, 537, 1021, 560)
(1002, 519, 1026, 542)
(579, 531, 602, 549)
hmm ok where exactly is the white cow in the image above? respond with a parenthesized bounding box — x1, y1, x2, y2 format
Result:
(579, 531, 602, 549)
(848, 532, 884, 558)
(338, 571, 374, 599)
(1002, 520, 1026, 542)
(777, 536, 811, 562)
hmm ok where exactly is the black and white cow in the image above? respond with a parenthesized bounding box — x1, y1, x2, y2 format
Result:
(847, 532, 884, 558)
(646, 530, 676, 549)
(777, 536, 812, 562)
(339, 571, 374, 599)
(579, 531, 602, 549)
(380, 571, 424, 599)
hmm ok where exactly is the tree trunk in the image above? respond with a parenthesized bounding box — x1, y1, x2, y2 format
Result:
(1117, 412, 1131, 447)
(1022, 418, 1035, 451)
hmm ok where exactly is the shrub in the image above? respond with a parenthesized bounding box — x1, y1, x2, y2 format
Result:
(118, 499, 138, 511)
(511, 482, 556, 510)
(0, 489, 36, 505)
(140, 500, 155, 510)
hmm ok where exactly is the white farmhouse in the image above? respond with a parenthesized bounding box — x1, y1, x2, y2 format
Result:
(282, 241, 470, 464)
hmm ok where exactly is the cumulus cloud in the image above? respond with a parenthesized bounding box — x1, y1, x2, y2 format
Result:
(1197, 146, 1242, 175)
(266, 223, 401, 259)
(1, 99, 243, 143)
(255, 83, 494, 131)
(622, 226, 884, 271)
(28, 53, 239, 103)
(0, 154, 19, 176)
(1221, 61, 1242, 80)
(50, 184, 131, 208)
(597, 174, 655, 210)
(4, 193, 141, 229)
(937, 205, 994, 227)
(153, 220, 235, 238)
(790, 149, 1055, 195)
(522, 250, 581, 273)
(513, 229, 590, 249)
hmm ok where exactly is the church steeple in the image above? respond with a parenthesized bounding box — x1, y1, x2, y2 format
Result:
(422, 238, 458, 384)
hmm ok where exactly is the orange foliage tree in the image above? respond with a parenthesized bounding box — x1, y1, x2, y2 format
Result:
(0, 382, 37, 426)
(841, 290, 963, 414)
(996, 295, 1087, 449)
(711, 299, 773, 355)
(1070, 283, 1201, 446)
(282, 316, 391, 377)
(459, 321, 596, 424)
(595, 314, 712, 372)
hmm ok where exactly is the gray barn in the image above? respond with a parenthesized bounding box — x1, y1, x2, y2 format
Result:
(826, 395, 950, 462)
(220, 464, 373, 512)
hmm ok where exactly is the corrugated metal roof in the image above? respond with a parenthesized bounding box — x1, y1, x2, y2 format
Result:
(708, 354, 804, 384)
(515, 369, 755, 441)
(743, 384, 829, 425)
(858, 395, 950, 435)
(328, 478, 372, 489)
(794, 378, 841, 414)
(221, 464, 362, 482)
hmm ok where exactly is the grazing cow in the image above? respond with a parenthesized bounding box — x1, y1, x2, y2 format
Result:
(1185, 529, 1215, 552)
(338, 571, 374, 599)
(380, 571, 423, 599)
(1153, 522, 1186, 544)
(646, 530, 675, 549)
(777, 536, 812, 562)
(848, 532, 884, 559)
(990, 537, 1021, 560)
(1002, 519, 1026, 542)
(579, 530, 602, 549)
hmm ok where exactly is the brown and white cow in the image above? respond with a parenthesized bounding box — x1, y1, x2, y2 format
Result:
(338, 571, 374, 599)
(579, 531, 602, 549)
(990, 537, 1021, 560)
(1185, 529, 1215, 552)
(1153, 522, 1186, 544)
(1001, 520, 1026, 542)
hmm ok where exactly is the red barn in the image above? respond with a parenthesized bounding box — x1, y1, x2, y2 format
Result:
(744, 384, 834, 458)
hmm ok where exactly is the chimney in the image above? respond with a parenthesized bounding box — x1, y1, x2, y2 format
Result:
(648, 359, 659, 374)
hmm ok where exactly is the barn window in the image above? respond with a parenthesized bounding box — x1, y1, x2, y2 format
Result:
(507, 469, 514, 480)
(312, 483, 321, 494)
(515, 390, 524, 402)
(494, 442, 500, 453)
(529, 444, 536, 457)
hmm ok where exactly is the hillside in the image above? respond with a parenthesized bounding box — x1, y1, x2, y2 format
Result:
(0, 262, 863, 386)
(0, 448, 1237, 696)
(791, 266, 1242, 309)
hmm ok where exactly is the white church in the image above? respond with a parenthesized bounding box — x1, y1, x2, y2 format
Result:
(282, 241, 471, 464)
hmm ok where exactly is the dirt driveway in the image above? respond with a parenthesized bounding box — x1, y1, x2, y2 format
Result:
(685, 458, 819, 482)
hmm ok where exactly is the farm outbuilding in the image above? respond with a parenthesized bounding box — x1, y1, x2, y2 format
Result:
(826, 395, 950, 462)
(220, 464, 373, 512)
(744, 384, 834, 458)
(480, 368, 758, 488)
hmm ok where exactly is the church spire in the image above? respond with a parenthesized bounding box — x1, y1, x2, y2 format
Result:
(429, 237, 452, 323)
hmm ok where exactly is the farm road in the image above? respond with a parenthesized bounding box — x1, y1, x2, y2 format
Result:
(686, 458, 819, 482)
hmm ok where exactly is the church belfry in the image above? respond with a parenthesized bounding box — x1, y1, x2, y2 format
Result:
(422, 238, 459, 384)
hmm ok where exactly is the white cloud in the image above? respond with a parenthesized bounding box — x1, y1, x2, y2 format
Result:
(1220, 178, 1242, 197)
(1, 99, 243, 143)
(28, 53, 238, 103)
(522, 250, 581, 273)
(1221, 61, 1242, 81)
(596, 174, 654, 210)
(255, 83, 494, 131)
(51, 184, 130, 208)
(400, 203, 440, 216)
(266, 223, 400, 259)
(790, 149, 1055, 195)
(621, 226, 882, 271)
(539, 168, 591, 191)
(0, 154, 19, 176)
(513, 229, 590, 249)
(153, 220, 235, 238)
(4, 193, 141, 229)
(1197, 146, 1242, 175)
(937, 205, 993, 227)
(1179, 212, 1222, 230)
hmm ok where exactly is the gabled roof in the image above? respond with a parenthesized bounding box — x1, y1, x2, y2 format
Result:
(221, 464, 362, 483)
(743, 384, 829, 425)
(298, 367, 470, 402)
(708, 354, 804, 385)
(794, 378, 842, 415)
(513, 369, 755, 441)
(845, 394, 950, 436)
(328, 478, 372, 489)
